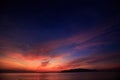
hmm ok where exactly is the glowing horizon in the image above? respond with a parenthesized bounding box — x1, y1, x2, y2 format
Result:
(0, 24, 120, 72)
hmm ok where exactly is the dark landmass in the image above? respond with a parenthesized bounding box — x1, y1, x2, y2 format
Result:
(61, 68, 97, 72)
(61, 68, 120, 72)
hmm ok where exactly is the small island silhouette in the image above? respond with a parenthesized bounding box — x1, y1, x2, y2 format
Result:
(61, 68, 97, 72)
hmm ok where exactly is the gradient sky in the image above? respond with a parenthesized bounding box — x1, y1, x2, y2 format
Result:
(0, 0, 120, 72)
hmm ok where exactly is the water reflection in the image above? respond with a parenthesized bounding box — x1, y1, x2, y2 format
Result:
(0, 72, 118, 80)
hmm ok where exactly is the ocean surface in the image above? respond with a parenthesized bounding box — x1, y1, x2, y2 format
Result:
(0, 72, 119, 80)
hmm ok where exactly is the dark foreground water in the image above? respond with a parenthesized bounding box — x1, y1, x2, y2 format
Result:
(0, 72, 119, 80)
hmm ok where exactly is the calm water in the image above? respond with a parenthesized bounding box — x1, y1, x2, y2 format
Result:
(0, 72, 119, 80)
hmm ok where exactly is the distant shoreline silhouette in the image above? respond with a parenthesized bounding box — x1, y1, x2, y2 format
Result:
(1, 68, 120, 73)
(61, 68, 120, 72)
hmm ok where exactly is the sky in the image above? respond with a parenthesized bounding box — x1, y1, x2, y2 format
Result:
(0, 0, 120, 72)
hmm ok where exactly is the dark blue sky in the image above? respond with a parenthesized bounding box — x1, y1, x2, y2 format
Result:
(1, 1, 119, 44)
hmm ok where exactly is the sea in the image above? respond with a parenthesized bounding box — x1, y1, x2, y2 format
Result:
(0, 72, 119, 80)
